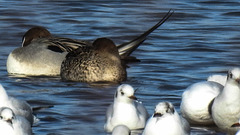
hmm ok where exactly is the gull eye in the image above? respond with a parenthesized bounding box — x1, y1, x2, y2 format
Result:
(120, 89, 125, 96)
(0, 116, 2, 119)
(167, 107, 175, 114)
(228, 72, 233, 79)
(11, 116, 14, 120)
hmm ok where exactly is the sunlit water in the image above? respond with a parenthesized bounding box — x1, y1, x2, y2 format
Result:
(1, 0, 240, 134)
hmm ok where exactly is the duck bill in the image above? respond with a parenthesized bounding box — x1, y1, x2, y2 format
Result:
(231, 123, 240, 127)
(129, 95, 137, 100)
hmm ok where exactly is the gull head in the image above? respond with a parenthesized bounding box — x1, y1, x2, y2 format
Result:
(153, 102, 175, 118)
(112, 125, 130, 135)
(0, 107, 15, 125)
(227, 68, 240, 85)
(115, 84, 137, 103)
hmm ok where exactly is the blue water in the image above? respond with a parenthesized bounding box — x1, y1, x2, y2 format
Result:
(1, 0, 240, 134)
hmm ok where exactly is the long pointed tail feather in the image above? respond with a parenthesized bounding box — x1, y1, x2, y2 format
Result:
(117, 9, 174, 57)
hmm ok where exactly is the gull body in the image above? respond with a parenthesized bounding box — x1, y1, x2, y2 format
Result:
(104, 84, 148, 132)
(0, 84, 34, 125)
(143, 102, 190, 135)
(180, 81, 223, 125)
(0, 107, 32, 135)
(212, 68, 240, 133)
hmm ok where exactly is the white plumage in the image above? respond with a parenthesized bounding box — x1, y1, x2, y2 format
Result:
(143, 102, 190, 135)
(211, 68, 240, 134)
(0, 107, 32, 135)
(180, 81, 223, 125)
(104, 84, 148, 132)
(0, 84, 34, 125)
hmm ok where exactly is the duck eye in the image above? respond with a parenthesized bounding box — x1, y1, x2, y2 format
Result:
(0, 116, 2, 119)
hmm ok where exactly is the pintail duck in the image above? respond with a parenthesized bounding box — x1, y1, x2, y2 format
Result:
(7, 27, 91, 76)
(7, 10, 173, 77)
(61, 38, 127, 83)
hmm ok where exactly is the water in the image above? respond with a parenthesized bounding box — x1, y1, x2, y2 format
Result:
(0, 0, 240, 134)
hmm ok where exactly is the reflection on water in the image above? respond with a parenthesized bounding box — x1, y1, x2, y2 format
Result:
(1, 0, 240, 134)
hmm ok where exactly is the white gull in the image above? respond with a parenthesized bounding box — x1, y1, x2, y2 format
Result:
(180, 80, 223, 125)
(104, 84, 148, 132)
(142, 102, 190, 135)
(211, 68, 240, 133)
(0, 107, 32, 135)
(0, 84, 34, 125)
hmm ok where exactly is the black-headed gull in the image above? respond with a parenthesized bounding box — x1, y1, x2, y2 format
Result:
(143, 102, 190, 135)
(104, 84, 148, 132)
(0, 107, 32, 135)
(0, 84, 34, 125)
(211, 68, 240, 133)
(180, 81, 223, 125)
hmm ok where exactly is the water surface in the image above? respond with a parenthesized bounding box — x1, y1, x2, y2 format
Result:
(1, 0, 240, 134)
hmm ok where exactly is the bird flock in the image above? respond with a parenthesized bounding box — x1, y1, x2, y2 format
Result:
(181, 68, 240, 135)
(106, 69, 240, 135)
(2, 9, 240, 135)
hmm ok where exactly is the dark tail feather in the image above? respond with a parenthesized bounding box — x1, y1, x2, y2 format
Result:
(117, 9, 174, 57)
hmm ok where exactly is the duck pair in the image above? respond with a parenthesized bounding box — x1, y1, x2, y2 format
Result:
(7, 10, 173, 83)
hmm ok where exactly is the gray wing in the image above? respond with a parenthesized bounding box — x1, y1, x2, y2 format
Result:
(9, 97, 34, 125)
(14, 116, 32, 135)
(180, 116, 191, 135)
(105, 103, 113, 122)
(135, 101, 149, 120)
(104, 103, 114, 132)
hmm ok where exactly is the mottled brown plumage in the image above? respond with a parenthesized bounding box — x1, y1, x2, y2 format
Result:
(60, 38, 127, 83)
